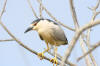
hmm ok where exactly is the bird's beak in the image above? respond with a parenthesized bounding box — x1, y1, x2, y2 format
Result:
(24, 27, 33, 33)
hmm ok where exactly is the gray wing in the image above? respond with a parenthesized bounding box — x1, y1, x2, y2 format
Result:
(51, 26, 67, 41)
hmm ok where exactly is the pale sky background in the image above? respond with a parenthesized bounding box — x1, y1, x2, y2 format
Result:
(0, 0, 100, 66)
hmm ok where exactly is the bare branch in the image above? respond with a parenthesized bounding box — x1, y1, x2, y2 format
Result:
(88, 0, 100, 11)
(0, 39, 14, 42)
(69, 0, 92, 65)
(86, 30, 97, 66)
(60, 0, 92, 65)
(0, 1, 60, 65)
(90, 0, 100, 20)
(36, 0, 75, 31)
(39, 0, 43, 18)
(0, 21, 61, 65)
(0, 0, 7, 19)
(77, 41, 100, 61)
(27, 0, 38, 18)
(84, 0, 100, 65)
(0, 0, 100, 66)
(92, 0, 100, 10)
(69, 0, 79, 29)
(60, 19, 100, 66)
(79, 19, 100, 32)
(79, 36, 92, 66)
(48, 51, 76, 66)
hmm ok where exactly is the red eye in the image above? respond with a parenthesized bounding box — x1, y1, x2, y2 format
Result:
(34, 22, 37, 26)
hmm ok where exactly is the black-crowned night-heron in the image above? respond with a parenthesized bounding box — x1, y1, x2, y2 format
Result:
(24, 19, 68, 66)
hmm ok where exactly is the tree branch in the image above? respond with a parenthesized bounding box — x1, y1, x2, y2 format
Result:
(77, 41, 100, 61)
(0, 0, 7, 19)
(60, 19, 100, 66)
(85, 0, 100, 65)
(61, 0, 93, 66)
(48, 51, 76, 66)
(27, 0, 38, 18)
(36, 0, 75, 31)
(88, 0, 100, 11)
(69, 0, 79, 29)
(0, 21, 61, 65)
(79, 36, 92, 66)
(39, 0, 43, 18)
(70, 0, 92, 65)
(0, 0, 60, 65)
(0, 39, 14, 42)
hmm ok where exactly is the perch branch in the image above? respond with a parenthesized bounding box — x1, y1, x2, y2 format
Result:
(0, 21, 61, 65)
(0, 0, 60, 65)
(48, 51, 76, 66)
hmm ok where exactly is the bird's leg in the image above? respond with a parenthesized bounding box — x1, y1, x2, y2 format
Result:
(50, 47, 58, 66)
(38, 42, 50, 59)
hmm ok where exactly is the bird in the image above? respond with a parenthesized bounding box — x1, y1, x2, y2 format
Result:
(24, 19, 68, 66)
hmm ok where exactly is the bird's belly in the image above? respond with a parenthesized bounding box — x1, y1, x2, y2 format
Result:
(40, 32, 65, 46)
(38, 30, 54, 44)
(38, 28, 66, 46)
(42, 33, 55, 45)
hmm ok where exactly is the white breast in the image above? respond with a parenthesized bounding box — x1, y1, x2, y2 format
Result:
(36, 20, 57, 44)
(34, 20, 66, 46)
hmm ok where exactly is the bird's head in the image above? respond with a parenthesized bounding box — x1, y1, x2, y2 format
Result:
(24, 19, 43, 33)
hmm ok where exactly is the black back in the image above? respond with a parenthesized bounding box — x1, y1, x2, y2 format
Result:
(31, 18, 58, 25)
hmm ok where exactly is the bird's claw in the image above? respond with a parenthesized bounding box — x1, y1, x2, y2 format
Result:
(38, 52, 44, 60)
(50, 58, 58, 66)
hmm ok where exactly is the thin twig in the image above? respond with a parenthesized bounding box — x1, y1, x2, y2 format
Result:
(27, 0, 38, 18)
(0, 39, 14, 42)
(69, 0, 79, 29)
(80, 19, 100, 32)
(36, 0, 75, 31)
(77, 41, 100, 61)
(39, 0, 43, 18)
(91, 0, 100, 10)
(0, 0, 7, 19)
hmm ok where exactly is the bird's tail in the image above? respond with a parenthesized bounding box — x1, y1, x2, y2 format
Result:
(63, 38, 68, 45)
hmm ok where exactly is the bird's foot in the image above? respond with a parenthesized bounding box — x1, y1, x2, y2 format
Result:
(50, 57, 58, 66)
(38, 52, 44, 60)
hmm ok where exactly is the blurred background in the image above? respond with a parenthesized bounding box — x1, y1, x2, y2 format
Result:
(0, 0, 100, 66)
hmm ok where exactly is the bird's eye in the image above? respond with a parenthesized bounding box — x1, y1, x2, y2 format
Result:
(33, 22, 37, 26)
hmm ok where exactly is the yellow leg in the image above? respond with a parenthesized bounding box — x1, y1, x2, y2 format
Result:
(38, 42, 49, 59)
(50, 47, 58, 66)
